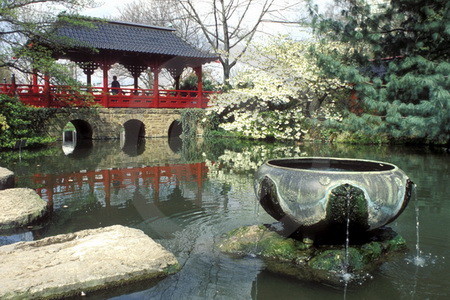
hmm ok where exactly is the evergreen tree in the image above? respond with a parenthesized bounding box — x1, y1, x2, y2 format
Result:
(309, 0, 450, 145)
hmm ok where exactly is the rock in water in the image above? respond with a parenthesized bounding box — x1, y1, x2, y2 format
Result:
(0, 167, 14, 190)
(0, 225, 180, 299)
(219, 225, 406, 285)
(0, 188, 47, 230)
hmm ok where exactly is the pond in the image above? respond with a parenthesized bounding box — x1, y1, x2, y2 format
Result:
(0, 138, 448, 299)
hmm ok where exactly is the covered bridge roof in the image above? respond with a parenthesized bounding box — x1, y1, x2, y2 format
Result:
(47, 17, 217, 69)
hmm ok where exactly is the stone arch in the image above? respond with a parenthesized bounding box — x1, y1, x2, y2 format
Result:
(123, 119, 145, 140)
(168, 120, 182, 138)
(168, 119, 182, 153)
(122, 119, 146, 156)
(68, 119, 93, 140)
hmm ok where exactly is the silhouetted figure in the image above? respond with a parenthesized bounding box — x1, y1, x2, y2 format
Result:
(111, 76, 121, 95)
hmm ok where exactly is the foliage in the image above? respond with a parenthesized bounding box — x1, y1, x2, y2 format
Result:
(0, 94, 56, 149)
(309, 0, 450, 145)
(0, 0, 95, 93)
(180, 108, 205, 140)
(206, 37, 347, 141)
(179, 74, 220, 92)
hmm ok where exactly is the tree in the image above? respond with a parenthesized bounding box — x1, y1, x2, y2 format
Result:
(207, 37, 346, 140)
(120, 0, 304, 84)
(0, 94, 56, 148)
(309, 0, 450, 145)
(120, 0, 207, 50)
(0, 0, 94, 80)
(179, 0, 276, 83)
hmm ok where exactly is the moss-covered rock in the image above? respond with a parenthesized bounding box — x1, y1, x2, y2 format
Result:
(308, 248, 366, 272)
(220, 224, 407, 285)
(326, 184, 369, 233)
(219, 225, 312, 262)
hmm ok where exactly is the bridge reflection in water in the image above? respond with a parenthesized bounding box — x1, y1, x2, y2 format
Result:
(34, 163, 206, 206)
(28, 138, 211, 238)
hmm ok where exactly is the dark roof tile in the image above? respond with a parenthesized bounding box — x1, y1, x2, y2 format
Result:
(54, 19, 217, 60)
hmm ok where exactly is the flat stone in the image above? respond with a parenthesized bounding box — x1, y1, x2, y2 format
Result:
(0, 188, 47, 230)
(0, 167, 14, 190)
(0, 225, 179, 299)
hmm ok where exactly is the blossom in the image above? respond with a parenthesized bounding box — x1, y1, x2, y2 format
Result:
(208, 37, 346, 140)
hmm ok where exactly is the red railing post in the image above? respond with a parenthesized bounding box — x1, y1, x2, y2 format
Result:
(194, 66, 203, 108)
(153, 67, 160, 108)
(44, 74, 51, 107)
(9, 74, 17, 96)
(100, 63, 111, 107)
(32, 70, 39, 93)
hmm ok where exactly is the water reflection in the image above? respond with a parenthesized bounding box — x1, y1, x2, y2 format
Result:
(32, 162, 207, 238)
(0, 231, 33, 246)
(122, 137, 146, 157)
(168, 137, 182, 153)
(0, 139, 448, 299)
(62, 139, 93, 158)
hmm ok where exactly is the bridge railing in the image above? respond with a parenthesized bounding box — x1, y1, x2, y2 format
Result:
(0, 83, 216, 108)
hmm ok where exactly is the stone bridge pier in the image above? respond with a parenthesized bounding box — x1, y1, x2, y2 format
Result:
(43, 108, 185, 140)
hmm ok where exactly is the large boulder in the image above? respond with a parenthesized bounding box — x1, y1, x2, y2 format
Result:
(0, 188, 47, 230)
(0, 167, 14, 190)
(219, 224, 406, 285)
(0, 225, 179, 299)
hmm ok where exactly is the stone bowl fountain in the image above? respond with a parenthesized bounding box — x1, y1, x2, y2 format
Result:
(254, 157, 413, 241)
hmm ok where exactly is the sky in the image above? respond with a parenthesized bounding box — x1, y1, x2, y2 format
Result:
(82, 0, 333, 18)
(80, 0, 331, 37)
(81, 0, 128, 18)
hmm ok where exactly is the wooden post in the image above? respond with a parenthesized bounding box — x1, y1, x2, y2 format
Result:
(133, 75, 139, 94)
(86, 72, 92, 86)
(194, 66, 203, 108)
(175, 75, 181, 91)
(100, 63, 110, 107)
(78, 62, 98, 92)
(10, 74, 17, 96)
(32, 70, 38, 93)
(153, 67, 160, 107)
(44, 74, 51, 107)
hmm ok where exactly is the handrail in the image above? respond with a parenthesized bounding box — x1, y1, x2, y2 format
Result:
(0, 83, 216, 108)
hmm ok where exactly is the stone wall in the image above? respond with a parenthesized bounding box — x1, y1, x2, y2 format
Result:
(43, 108, 182, 140)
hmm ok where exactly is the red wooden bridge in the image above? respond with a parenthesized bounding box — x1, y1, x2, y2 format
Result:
(1, 18, 219, 109)
(0, 82, 214, 108)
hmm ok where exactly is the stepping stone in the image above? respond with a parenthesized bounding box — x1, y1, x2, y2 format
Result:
(0, 167, 14, 190)
(0, 225, 179, 299)
(0, 188, 47, 230)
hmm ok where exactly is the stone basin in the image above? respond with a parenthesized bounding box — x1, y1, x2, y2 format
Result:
(254, 157, 413, 238)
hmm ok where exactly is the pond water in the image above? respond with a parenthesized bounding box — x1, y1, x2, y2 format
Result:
(1, 138, 449, 299)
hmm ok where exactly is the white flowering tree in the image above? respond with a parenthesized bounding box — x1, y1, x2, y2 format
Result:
(207, 37, 347, 140)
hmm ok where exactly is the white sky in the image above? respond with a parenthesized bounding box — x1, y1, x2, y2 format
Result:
(82, 0, 332, 18)
(80, 0, 331, 37)
(81, 0, 128, 18)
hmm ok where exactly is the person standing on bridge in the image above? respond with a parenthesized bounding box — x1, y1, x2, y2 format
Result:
(111, 76, 121, 95)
